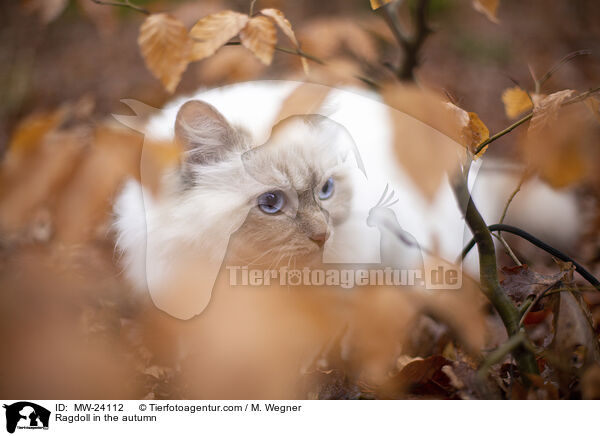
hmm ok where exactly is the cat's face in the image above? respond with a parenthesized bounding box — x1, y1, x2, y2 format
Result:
(173, 101, 354, 265)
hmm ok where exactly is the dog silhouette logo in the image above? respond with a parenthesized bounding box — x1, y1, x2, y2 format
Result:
(3, 402, 50, 433)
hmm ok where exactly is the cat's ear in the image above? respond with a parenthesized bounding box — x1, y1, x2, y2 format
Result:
(175, 100, 243, 164)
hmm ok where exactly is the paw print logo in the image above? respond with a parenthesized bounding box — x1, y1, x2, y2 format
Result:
(286, 270, 302, 286)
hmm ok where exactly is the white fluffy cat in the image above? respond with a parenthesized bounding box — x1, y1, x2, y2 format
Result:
(113, 80, 580, 319)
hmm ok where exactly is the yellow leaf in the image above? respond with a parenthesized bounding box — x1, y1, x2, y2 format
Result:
(260, 8, 309, 74)
(501, 87, 533, 119)
(189, 11, 249, 62)
(369, 0, 393, 10)
(467, 112, 490, 158)
(239, 16, 277, 65)
(138, 14, 191, 94)
(472, 0, 500, 23)
(446, 103, 490, 158)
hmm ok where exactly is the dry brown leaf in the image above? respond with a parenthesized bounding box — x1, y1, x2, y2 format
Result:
(239, 16, 277, 65)
(0, 128, 89, 236)
(138, 14, 191, 94)
(260, 8, 309, 74)
(551, 288, 600, 388)
(189, 11, 249, 62)
(582, 365, 600, 399)
(7, 110, 67, 158)
(22, 0, 68, 23)
(472, 0, 500, 23)
(500, 265, 568, 304)
(382, 84, 463, 201)
(274, 83, 332, 125)
(501, 87, 533, 119)
(585, 96, 600, 124)
(52, 126, 144, 244)
(529, 89, 575, 132)
(521, 102, 598, 188)
(370, 0, 394, 10)
(380, 355, 453, 398)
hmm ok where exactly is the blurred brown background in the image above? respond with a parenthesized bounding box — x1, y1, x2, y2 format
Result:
(2, 0, 599, 154)
(1, 0, 600, 400)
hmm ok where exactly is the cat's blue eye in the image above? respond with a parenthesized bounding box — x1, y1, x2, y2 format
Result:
(318, 177, 334, 200)
(258, 191, 285, 214)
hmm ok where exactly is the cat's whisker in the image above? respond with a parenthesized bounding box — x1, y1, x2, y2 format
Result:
(244, 246, 279, 267)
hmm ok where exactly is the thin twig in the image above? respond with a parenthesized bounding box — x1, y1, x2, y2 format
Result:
(499, 170, 529, 226)
(249, 0, 257, 16)
(492, 232, 522, 266)
(474, 112, 533, 156)
(538, 50, 592, 88)
(90, 0, 150, 15)
(474, 86, 600, 155)
(460, 223, 600, 292)
(518, 282, 559, 326)
(494, 168, 530, 265)
(224, 41, 381, 89)
(477, 331, 527, 383)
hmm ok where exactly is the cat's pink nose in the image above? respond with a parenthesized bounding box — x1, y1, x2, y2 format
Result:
(310, 232, 329, 248)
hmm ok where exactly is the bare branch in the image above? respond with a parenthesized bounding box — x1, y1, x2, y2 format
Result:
(380, 0, 432, 81)
(223, 41, 381, 89)
(474, 86, 600, 155)
(452, 168, 539, 379)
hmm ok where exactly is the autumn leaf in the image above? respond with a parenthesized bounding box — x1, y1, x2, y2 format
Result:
(274, 83, 332, 125)
(501, 264, 568, 304)
(189, 11, 249, 62)
(369, 0, 394, 10)
(380, 355, 454, 398)
(472, 0, 500, 23)
(138, 14, 191, 94)
(8, 109, 68, 157)
(585, 96, 600, 124)
(240, 16, 277, 65)
(446, 103, 490, 158)
(502, 87, 533, 119)
(383, 84, 463, 201)
(520, 93, 597, 188)
(467, 112, 490, 158)
(260, 8, 309, 74)
(529, 89, 575, 131)
(550, 288, 600, 390)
